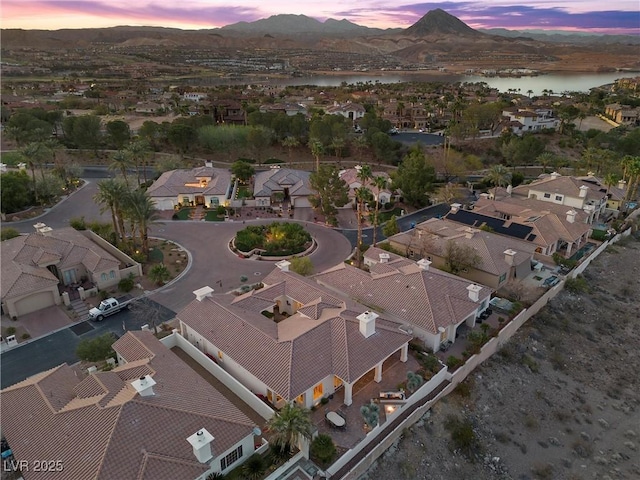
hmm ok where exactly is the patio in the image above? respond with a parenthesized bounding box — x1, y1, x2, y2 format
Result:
(310, 350, 421, 449)
(435, 311, 507, 364)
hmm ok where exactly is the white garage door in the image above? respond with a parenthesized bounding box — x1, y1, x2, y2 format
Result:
(292, 196, 311, 208)
(14, 291, 57, 316)
(154, 198, 176, 211)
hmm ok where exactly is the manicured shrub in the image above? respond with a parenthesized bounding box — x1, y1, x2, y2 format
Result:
(310, 434, 337, 465)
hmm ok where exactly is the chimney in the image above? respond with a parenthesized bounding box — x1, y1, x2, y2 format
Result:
(506, 184, 513, 196)
(618, 179, 626, 190)
(275, 260, 291, 272)
(504, 249, 517, 266)
(204, 160, 213, 168)
(550, 172, 560, 179)
(379, 252, 390, 264)
(33, 222, 46, 232)
(131, 375, 156, 397)
(357, 311, 378, 338)
(417, 258, 431, 271)
(464, 228, 475, 239)
(566, 210, 577, 223)
(466, 284, 482, 302)
(193, 286, 214, 302)
(450, 203, 462, 214)
(187, 428, 214, 464)
(579, 185, 588, 198)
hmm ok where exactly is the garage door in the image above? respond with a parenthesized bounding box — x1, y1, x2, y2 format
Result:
(292, 196, 311, 208)
(14, 291, 57, 316)
(153, 198, 176, 211)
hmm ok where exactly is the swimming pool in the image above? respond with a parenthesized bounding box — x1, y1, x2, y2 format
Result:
(570, 242, 596, 262)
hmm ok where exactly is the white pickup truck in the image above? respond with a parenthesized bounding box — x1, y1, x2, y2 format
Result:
(88, 296, 131, 322)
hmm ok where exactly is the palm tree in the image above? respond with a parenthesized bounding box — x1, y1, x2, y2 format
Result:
(603, 172, 618, 201)
(125, 139, 150, 185)
(526, 89, 534, 98)
(94, 178, 129, 241)
(536, 152, 556, 174)
(371, 175, 387, 246)
(309, 139, 323, 172)
(19, 142, 47, 204)
(354, 186, 372, 269)
(124, 189, 158, 257)
(109, 150, 133, 188)
(487, 164, 512, 199)
(623, 156, 640, 210)
(281, 136, 299, 167)
(265, 403, 313, 453)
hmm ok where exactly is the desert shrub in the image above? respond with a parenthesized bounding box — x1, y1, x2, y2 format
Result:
(446, 355, 462, 369)
(242, 454, 265, 480)
(419, 353, 439, 373)
(564, 275, 589, 294)
(149, 264, 171, 285)
(21, 333, 30, 340)
(310, 434, 337, 465)
(70, 216, 87, 230)
(1, 228, 21, 241)
(444, 415, 480, 458)
(76, 333, 116, 362)
(6, 327, 16, 335)
(118, 273, 135, 292)
(531, 463, 554, 479)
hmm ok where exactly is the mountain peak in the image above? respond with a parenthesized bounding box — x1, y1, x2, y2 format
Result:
(405, 9, 481, 37)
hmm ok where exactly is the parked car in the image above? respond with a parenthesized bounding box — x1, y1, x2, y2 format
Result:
(88, 296, 131, 321)
(542, 276, 560, 287)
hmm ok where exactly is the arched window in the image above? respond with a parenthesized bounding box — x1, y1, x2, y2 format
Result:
(109, 270, 116, 279)
(101, 273, 107, 281)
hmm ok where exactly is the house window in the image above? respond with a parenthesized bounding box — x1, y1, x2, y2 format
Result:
(499, 273, 507, 284)
(313, 383, 323, 400)
(543, 193, 551, 198)
(555, 195, 562, 201)
(109, 270, 116, 279)
(220, 445, 243, 471)
(182, 197, 190, 204)
(211, 197, 219, 206)
(101, 273, 107, 281)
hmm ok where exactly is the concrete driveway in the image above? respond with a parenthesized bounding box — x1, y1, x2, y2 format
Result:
(150, 219, 353, 312)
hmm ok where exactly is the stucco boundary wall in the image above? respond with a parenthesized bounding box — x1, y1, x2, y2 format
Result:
(81, 230, 143, 278)
(332, 229, 630, 479)
(160, 332, 274, 421)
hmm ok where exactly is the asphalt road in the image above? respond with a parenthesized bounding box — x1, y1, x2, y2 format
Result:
(0, 301, 175, 389)
(337, 203, 450, 249)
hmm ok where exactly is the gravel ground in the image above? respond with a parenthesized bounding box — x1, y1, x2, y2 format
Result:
(361, 234, 640, 480)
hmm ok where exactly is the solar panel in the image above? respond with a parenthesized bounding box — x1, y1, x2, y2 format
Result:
(447, 210, 533, 240)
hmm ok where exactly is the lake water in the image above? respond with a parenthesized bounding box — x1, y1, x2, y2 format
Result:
(221, 71, 637, 96)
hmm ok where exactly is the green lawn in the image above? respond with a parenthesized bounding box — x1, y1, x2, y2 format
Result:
(236, 185, 252, 199)
(205, 211, 225, 221)
(174, 208, 192, 220)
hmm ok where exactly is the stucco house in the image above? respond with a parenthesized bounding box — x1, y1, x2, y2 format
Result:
(0, 331, 259, 480)
(324, 101, 366, 122)
(501, 107, 560, 135)
(177, 262, 412, 409)
(384, 217, 537, 289)
(147, 163, 232, 210)
(462, 196, 592, 258)
(510, 172, 611, 223)
(313, 254, 493, 353)
(1, 225, 140, 319)
(339, 168, 393, 207)
(253, 168, 313, 208)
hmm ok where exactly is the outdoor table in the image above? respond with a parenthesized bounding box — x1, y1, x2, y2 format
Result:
(325, 411, 346, 428)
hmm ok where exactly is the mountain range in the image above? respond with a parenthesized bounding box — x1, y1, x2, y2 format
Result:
(2, 9, 638, 72)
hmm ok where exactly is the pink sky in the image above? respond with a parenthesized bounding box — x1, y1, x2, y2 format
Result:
(2, 1, 639, 35)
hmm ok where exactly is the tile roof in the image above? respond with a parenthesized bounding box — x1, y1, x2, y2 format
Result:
(313, 260, 492, 334)
(0, 331, 256, 480)
(511, 173, 608, 205)
(178, 269, 411, 401)
(471, 197, 591, 244)
(386, 218, 536, 275)
(147, 166, 231, 198)
(253, 168, 312, 198)
(1, 228, 121, 301)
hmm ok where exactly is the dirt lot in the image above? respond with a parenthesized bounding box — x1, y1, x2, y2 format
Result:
(361, 234, 640, 480)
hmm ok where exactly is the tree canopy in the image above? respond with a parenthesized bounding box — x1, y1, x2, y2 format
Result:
(309, 165, 349, 226)
(393, 145, 437, 207)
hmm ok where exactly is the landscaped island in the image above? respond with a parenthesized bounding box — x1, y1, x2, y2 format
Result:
(234, 222, 312, 257)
